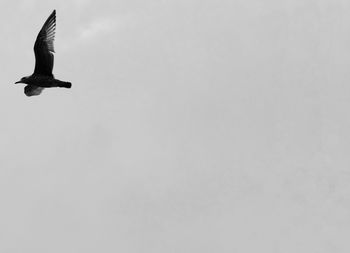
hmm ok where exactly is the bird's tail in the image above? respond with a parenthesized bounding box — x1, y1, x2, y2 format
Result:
(58, 81, 72, 88)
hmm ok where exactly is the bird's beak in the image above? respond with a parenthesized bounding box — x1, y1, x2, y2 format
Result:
(15, 81, 21, 84)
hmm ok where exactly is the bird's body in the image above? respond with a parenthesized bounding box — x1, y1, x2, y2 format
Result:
(15, 10, 72, 96)
(20, 75, 71, 88)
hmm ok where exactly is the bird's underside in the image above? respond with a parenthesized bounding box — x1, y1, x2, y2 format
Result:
(15, 10, 72, 96)
(25, 85, 44, 96)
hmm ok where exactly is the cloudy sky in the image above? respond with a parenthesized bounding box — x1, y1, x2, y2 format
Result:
(1, 0, 350, 252)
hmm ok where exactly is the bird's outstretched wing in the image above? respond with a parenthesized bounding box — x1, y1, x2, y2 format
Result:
(33, 10, 56, 77)
(24, 85, 44, 96)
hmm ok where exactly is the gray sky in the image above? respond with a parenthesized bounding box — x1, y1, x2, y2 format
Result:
(1, 0, 350, 252)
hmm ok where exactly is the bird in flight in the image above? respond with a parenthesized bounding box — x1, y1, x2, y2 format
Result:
(15, 10, 72, 96)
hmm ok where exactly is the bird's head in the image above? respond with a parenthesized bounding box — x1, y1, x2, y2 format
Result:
(15, 76, 30, 84)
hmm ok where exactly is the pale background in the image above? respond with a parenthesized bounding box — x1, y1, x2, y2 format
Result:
(0, 0, 350, 252)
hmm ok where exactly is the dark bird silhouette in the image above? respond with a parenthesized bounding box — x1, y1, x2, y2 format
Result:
(15, 10, 72, 96)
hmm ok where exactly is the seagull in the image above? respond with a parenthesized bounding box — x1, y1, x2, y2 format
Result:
(15, 10, 72, 96)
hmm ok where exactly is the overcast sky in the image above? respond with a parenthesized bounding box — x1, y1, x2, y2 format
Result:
(1, 0, 350, 252)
